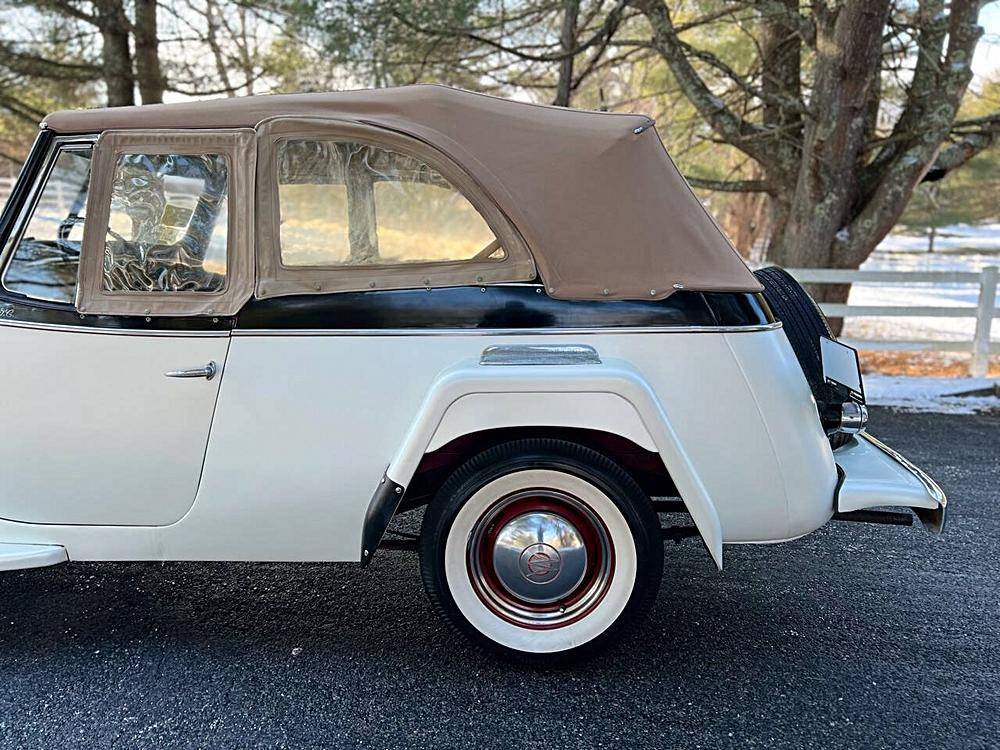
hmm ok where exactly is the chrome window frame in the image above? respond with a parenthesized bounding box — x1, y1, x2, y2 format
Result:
(0, 134, 98, 305)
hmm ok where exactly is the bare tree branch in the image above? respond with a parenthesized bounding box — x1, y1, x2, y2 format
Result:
(923, 112, 1000, 182)
(0, 91, 47, 123)
(392, 0, 631, 65)
(0, 43, 100, 80)
(685, 175, 773, 192)
(627, 0, 780, 168)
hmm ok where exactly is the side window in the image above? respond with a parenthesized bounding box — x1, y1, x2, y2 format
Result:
(277, 140, 502, 268)
(104, 153, 229, 293)
(4, 146, 92, 303)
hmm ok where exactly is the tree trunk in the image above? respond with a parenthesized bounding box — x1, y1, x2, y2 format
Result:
(761, 0, 890, 330)
(758, 0, 802, 178)
(769, 0, 891, 270)
(93, 0, 135, 107)
(553, 0, 580, 107)
(134, 0, 165, 104)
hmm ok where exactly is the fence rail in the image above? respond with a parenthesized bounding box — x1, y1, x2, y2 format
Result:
(787, 266, 999, 377)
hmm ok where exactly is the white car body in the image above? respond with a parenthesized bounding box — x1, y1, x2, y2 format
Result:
(0, 87, 946, 657)
(0, 318, 942, 570)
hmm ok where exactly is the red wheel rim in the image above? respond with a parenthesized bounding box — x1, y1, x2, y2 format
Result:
(466, 489, 615, 630)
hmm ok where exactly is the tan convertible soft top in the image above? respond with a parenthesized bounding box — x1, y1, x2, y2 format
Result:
(46, 85, 761, 301)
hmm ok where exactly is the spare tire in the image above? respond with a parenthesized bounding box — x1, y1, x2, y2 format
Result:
(753, 266, 850, 449)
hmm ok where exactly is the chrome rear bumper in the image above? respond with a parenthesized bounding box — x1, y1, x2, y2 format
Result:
(834, 433, 947, 534)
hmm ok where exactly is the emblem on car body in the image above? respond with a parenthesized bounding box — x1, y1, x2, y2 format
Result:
(0, 304, 14, 319)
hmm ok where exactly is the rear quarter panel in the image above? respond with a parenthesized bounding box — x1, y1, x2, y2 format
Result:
(168, 326, 836, 560)
(0, 326, 838, 562)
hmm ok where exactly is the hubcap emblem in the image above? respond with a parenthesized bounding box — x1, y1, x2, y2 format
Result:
(518, 543, 562, 584)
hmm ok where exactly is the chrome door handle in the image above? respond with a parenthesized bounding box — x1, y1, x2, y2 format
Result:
(165, 361, 217, 380)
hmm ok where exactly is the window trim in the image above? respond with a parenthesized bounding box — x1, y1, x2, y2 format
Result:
(255, 118, 535, 299)
(76, 129, 256, 318)
(0, 135, 96, 305)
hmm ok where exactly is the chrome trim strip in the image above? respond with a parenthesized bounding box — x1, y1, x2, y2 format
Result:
(0, 316, 781, 339)
(858, 432, 947, 533)
(0, 318, 229, 337)
(480, 343, 601, 366)
(234, 321, 783, 337)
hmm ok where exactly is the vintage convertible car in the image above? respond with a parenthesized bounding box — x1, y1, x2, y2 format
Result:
(0, 85, 945, 661)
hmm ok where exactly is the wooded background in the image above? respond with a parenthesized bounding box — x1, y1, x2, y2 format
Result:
(1, 0, 998, 297)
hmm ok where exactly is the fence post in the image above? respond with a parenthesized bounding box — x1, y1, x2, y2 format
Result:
(971, 266, 998, 378)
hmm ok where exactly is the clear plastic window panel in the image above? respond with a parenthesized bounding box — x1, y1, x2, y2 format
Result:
(4, 147, 92, 303)
(104, 153, 229, 293)
(277, 140, 501, 267)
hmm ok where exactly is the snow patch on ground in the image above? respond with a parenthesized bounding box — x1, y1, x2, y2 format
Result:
(878, 223, 1000, 253)
(865, 375, 999, 414)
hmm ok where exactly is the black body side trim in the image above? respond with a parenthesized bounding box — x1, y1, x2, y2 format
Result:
(237, 285, 773, 331)
(360, 474, 407, 566)
(0, 296, 233, 333)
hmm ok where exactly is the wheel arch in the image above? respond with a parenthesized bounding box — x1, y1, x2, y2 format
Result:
(360, 359, 726, 569)
(404, 426, 678, 513)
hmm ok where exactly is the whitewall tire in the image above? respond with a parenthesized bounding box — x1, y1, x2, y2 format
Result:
(419, 439, 663, 662)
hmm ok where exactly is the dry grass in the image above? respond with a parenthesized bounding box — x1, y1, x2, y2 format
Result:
(858, 350, 1000, 378)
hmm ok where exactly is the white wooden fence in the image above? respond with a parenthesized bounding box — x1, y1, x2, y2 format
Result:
(788, 267, 999, 377)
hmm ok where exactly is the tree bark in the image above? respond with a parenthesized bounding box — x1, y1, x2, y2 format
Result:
(134, 0, 165, 104)
(554, 0, 580, 106)
(758, 0, 802, 179)
(768, 0, 891, 271)
(93, 0, 135, 107)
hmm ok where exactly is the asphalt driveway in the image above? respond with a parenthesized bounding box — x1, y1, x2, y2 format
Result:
(0, 408, 997, 749)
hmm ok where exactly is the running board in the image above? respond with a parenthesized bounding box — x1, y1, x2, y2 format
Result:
(0, 543, 68, 571)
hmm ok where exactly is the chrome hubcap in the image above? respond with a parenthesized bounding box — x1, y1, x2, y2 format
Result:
(493, 512, 588, 603)
(467, 489, 614, 628)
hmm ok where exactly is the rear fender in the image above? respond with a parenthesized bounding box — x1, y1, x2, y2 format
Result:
(360, 355, 726, 569)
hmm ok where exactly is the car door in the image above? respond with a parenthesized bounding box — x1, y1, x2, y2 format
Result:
(0, 132, 251, 526)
